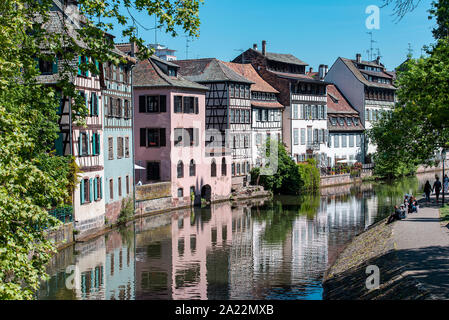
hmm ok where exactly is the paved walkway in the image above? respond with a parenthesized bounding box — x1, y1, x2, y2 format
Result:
(393, 196, 449, 299)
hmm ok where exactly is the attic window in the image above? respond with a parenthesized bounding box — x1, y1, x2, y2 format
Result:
(353, 118, 359, 126)
(168, 68, 177, 77)
(328, 92, 339, 104)
(338, 117, 344, 126)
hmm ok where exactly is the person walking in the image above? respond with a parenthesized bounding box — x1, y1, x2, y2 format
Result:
(444, 174, 449, 193)
(433, 176, 442, 203)
(424, 181, 432, 203)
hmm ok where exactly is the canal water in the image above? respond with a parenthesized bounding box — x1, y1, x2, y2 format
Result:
(37, 173, 437, 300)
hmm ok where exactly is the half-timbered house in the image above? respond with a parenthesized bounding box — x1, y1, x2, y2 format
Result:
(174, 59, 254, 188)
(44, 1, 106, 236)
(223, 62, 283, 167)
(232, 41, 330, 167)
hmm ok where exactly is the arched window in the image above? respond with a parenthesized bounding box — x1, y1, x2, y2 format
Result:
(211, 159, 217, 177)
(177, 160, 184, 178)
(221, 158, 227, 176)
(189, 159, 196, 176)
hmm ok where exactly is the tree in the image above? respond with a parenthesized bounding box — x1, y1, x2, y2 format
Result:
(369, 0, 449, 178)
(0, 0, 203, 299)
(429, 0, 449, 39)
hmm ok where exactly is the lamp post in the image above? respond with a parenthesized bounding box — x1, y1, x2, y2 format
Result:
(442, 149, 447, 206)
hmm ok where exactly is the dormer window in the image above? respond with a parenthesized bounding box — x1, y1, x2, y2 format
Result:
(354, 118, 359, 126)
(168, 68, 177, 77)
(331, 117, 337, 125)
(346, 118, 352, 126)
(339, 117, 344, 126)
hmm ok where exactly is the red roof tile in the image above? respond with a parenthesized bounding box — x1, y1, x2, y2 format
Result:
(327, 84, 358, 114)
(222, 62, 279, 93)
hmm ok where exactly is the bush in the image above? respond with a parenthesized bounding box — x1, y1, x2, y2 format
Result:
(117, 198, 134, 224)
(297, 159, 320, 193)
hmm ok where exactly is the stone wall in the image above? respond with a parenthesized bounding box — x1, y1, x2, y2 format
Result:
(136, 182, 171, 201)
(320, 174, 358, 188)
(46, 222, 74, 250)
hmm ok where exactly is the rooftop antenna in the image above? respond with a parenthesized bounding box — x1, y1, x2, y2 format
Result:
(376, 48, 382, 60)
(407, 43, 414, 58)
(366, 32, 377, 61)
(154, 15, 157, 45)
(184, 36, 192, 59)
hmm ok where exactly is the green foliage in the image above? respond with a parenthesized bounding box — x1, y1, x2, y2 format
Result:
(117, 198, 134, 224)
(429, 0, 449, 39)
(0, 0, 203, 299)
(250, 140, 303, 195)
(440, 204, 449, 222)
(297, 159, 320, 193)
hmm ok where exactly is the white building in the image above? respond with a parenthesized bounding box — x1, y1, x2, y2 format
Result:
(326, 84, 365, 167)
(148, 43, 177, 61)
(324, 54, 396, 160)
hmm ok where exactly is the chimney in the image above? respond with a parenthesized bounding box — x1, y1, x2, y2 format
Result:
(262, 40, 266, 56)
(376, 56, 381, 65)
(131, 42, 135, 57)
(356, 53, 361, 63)
(325, 65, 329, 75)
(253, 43, 258, 50)
(319, 64, 326, 80)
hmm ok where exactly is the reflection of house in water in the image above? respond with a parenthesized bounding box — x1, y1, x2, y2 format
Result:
(104, 229, 135, 300)
(73, 237, 106, 300)
(171, 202, 233, 300)
(135, 213, 173, 300)
(228, 206, 254, 299)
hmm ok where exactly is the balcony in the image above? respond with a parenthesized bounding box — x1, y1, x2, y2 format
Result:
(306, 143, 321, 151)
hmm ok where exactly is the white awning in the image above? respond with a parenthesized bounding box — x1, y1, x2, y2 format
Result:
(135, 164, 145, 170)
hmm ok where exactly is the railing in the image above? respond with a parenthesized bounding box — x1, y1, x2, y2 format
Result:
(48, 206, 73, 224)
(306, 143, 321, 151)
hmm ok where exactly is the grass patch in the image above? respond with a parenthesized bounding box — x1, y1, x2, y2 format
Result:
(440, 204, 449, 222)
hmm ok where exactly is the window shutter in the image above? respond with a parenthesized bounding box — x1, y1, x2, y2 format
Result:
(183, 97, 188, 113)
(160, 128, 166, 147)
(89, 178, 93, 202)
(140, 128, 147, 147)
(52, 58, 58, 74)
(95, 94, 99, 115)
(78, 56, 82, 76)
(87, 132, 90, 155)
(94, 177, 98, 201)
(100, 177, 103, 199)
(80, 179, 84, 204)
(92, 133, 96, 155)
(194, 97, 199, 114)
(139, 96, 146, 113)
(96, 133, 100, 155)
(78, 133, 82, 156)
(160, 95, 166, 112)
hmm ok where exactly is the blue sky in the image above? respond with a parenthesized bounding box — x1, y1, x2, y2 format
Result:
(111, 0, 436, 71)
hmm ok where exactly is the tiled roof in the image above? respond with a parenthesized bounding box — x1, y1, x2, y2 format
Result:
(222, 62, 278, 93)
(326, 84, 359, 114)
(251, 101, 284, 109)
(250, 49, 308, 66)
(359, 69, 393, 79)
(174, 58, 253, 84)
(133, 57, 208, 91)
(271, 70, 327, 84)
(340, 58, 396, 90)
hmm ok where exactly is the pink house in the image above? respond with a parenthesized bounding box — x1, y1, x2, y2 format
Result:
(133, 56, 231, 205)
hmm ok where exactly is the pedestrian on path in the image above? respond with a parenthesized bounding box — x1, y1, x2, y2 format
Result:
(444, 174, 449, 193)
(433, 176, 442, 203)
(424, 181, 432, 203)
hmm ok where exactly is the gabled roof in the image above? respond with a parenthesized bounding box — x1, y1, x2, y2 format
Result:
(221, 62, 278, 93)
(174, 58, 253, 84)
(133, 57, 208, 91)
(339, 58, 396, 90)
(249, 48, 308, 66)
(327, 84, 359, 115)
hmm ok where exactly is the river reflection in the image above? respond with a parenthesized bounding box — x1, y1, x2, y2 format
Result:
(37, 173, 438, 300)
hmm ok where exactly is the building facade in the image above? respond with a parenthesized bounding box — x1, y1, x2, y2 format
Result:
(43, 2, 105, 236)
(232, 41, 330, 167)
(223, 62, 283, 167)
(324, 54, 396, 159)
(101, 47, 136, 223)
(175, 58, 254, 188)
(326, 84, 365, 167)
(133, 56, 231, 205)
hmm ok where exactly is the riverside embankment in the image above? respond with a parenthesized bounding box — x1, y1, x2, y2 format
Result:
(323, 196, 449, 300)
